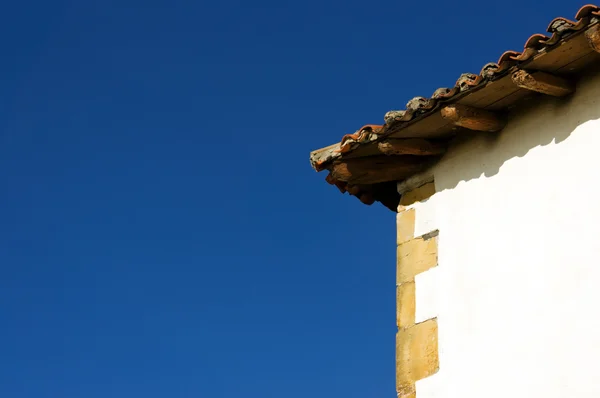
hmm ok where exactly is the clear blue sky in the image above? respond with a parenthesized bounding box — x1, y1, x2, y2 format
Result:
(0, 1, 576, 396)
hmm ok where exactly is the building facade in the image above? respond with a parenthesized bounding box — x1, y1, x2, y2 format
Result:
(309, 5, 600, 397)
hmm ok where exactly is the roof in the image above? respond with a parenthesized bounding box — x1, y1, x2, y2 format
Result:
(309, 4, 600, 212)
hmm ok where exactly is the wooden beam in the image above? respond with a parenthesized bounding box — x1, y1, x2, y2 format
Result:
(586, 24, 600, 53)
(358, 192, 375, 205)
(440, 104, 506, 132)
(397, 172, 434, 196)
(346, 184, 361, 195)
(330, 156, 429, 185)
(511, 70, 575, 97)
(378, 139, 446, 156)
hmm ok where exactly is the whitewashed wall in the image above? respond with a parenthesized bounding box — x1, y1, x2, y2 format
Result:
(410, 68, 600, 398)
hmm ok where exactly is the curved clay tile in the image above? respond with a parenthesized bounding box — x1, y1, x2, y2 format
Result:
(496, 51, 520, 72)
(524, 33, 550, 48)
(552, 15, 590, 32)
(406, 97, 437, 112)
(513, 33, 551, 61)
(479, 63, 500, 79)
(456, 73, 483, 92)
(497, 51, 520, 64)
(544, 18, 579, 46)
(547, 17, 578, 33)
(384, 110, 415, 126)
(510, 49, 535, 62)
(338, 125, 382, 153)
(431, 87, 459, 100)
(576, 4, 600, 19)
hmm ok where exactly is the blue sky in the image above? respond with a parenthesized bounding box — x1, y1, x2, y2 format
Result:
(0, 1, 577, 396)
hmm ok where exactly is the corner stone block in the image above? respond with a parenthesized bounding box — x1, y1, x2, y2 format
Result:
(397, 208, 416, 245)
(397, 384, 416, 398)
(397, 234, 438, 284)
(397, 281, 416, 329)
(396, 318, 439, 390)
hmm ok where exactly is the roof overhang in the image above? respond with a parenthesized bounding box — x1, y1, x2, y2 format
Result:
(309, 4, 600, 212)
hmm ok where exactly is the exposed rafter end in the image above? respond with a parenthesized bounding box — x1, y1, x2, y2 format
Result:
(512, 70, 575, 96)
(358, 192, 375, 205)
(330, 156, 429, 185)
(378, 139, 446, 156)
(440, 104, 506, 133)
(324, 174, 400, 212)
(586, 24, 600, 53)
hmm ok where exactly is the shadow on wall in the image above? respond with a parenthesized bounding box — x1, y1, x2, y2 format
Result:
(433, 66, 600, 193)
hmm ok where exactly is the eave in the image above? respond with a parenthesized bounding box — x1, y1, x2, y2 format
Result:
(309, 4, 600, 212)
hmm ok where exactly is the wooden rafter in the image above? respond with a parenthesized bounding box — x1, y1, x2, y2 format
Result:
(440, 104, 506, 132)
(330, 156, 429, 185)
(512, 70, 575, 97)
(586, 24, 600, 53)
(378, 139, 446, 156)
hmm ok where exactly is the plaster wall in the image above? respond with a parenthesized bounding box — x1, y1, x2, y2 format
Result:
(409, 69, 600, 398)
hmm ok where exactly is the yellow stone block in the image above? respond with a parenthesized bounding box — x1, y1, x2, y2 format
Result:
(397, 208, 416, 245)
(397, 384, 416, 398)
(397, 235, 438, 284)
(396, 318, 439, 389)
(397, 282, 415, 329)
(400, 182, 436, 206)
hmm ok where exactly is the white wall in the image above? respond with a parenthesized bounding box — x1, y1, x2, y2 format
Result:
(410, 69, 600, 398)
